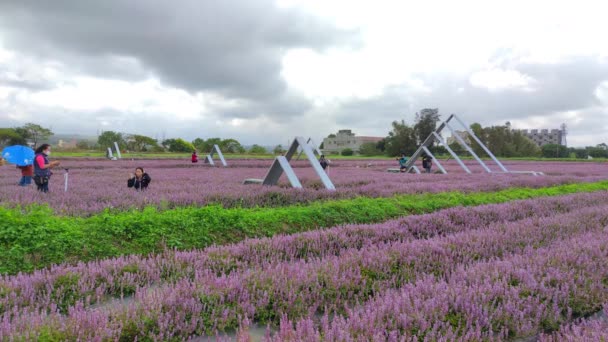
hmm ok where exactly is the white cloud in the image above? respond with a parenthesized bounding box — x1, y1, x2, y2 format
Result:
(469, 69, 537, 92)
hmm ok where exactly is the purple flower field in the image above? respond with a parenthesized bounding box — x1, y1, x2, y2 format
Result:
(1, 192, 608, 340)
(0, 158, 605, 215)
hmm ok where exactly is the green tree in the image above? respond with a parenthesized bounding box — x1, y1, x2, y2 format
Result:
(162, 138, 194, 152)
(341, 148, 354, 156)
(511, 132, 541, 157)
(205, 138, 223, 152)
(98, 131, 125, 151)
(376, 139, 386, 152)
(126, 134, 158, 152)
(468, 123, 487, 156)
(19, 123, 53, 149)
(414, 108, 441, 146)
(0, 128, 27, 147)
(587, 147, 608, 158)
(248, 144, 268, 154)
(541, 144, 569, 158)
(76, 140, 91, 150)
(273, 144, 285, 155)
(359, 142, 380, 156)
(384, 120, 417, 157)
(192, 138, 206, 152)
(220, 139, 245, 153)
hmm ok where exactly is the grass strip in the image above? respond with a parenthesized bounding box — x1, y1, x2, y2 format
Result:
(1, 180, 608, 275)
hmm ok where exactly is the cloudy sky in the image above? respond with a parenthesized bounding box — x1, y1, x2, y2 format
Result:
(1, 0, 607, 147)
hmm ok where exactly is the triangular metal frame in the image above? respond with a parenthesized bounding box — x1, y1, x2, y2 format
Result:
(295, 137, 322, 161)
(404, 114, 542, 176)
(261, 136, 335, 190)
(204, 144, 227, 167)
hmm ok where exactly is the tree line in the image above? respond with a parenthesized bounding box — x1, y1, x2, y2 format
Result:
(2, 119, 608, 158)
(337, 109, 608, 159)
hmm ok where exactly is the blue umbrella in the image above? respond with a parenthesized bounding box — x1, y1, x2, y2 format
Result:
(1, 145, 35, 166)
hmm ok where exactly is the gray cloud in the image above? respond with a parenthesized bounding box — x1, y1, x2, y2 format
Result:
(0, 0, 359, 116)
(326, 57, 608, 144)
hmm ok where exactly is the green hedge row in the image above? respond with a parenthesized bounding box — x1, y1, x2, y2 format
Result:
(2, 180, 608, 275)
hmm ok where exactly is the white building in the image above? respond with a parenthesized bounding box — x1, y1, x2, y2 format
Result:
(514, 128, 564, 146)
(322, 130, 383, 154)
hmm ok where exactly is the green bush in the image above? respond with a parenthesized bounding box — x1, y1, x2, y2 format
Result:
(341, 148, 354, 156)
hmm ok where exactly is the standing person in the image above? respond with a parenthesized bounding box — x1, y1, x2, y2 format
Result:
(422, 155, 433, 174)
(128, 167, 151, 190)
(397, 153, 409, 172)
(33, 144, 60, 192)
(17, 164, 34, 186)
(191, 150, 198, 163)
(319, 155, 329, 170)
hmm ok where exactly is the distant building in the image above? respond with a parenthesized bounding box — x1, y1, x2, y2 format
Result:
(446, 130, 471, 145)
(322, 129, 383, 154)
(57, 139, 78, 149)
(514, 128, 564, 146)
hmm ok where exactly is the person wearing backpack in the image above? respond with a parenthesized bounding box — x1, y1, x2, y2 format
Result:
(422, 155, 433, 173)
(33, 144, 61, 192)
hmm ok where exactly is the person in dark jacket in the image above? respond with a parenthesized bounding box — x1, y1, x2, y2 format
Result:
(127, 167, 151, 190)
(422, 155, 433, 173)
(319, 155, 329, 170)
(33, 144, 60, 192)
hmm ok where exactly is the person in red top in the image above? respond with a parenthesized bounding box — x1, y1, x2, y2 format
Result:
(17, 164, 34, 186)
(34, 144, 60, 192)
(191, 150, 198, 163)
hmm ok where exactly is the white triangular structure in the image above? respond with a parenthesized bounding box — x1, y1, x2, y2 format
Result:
(404, 114, 544, 176)
(246, 136, 335, 190)
(295, 137, 322, 161)
(204, 144, 227, 167)
(113, 142, 122, 159)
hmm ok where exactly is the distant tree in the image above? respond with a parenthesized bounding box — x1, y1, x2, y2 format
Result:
(273, 144, 285, 155)
(432, 145, 448, 155)
(587, 147, 608, 158)
(511, 132, 541, 157)
(319, 141, 324, 149)
(541, 144, 569, 158)
(463, 123, 540, 158)
(98, 131, 125, 151)
(341, 148, 354, 156)
(220, 139, 245, 153)
(327, 134, 336, 138)
(18, 123, 53, 148)
(248, 144, 268, 154)
(376, 139, 386, 152)
(596, 143, 608, 150)
(414, 108, 441, 146)
(468, 123, 487, 156)
(448, 141, 465, 154)
(570, 147, 588, 159)
(76, 140, 91, 150)
(359, 142, 380, 156)
(126, 134, 158, 152)
(384, 120, 417, 157)
(202, 138, 223, 152)
(192, 138, 206, 152)
(162, 138, 194, 152)
(0, 128, 27, 147)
